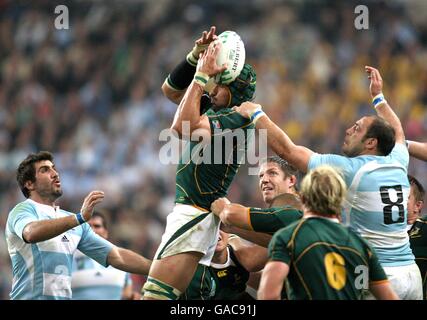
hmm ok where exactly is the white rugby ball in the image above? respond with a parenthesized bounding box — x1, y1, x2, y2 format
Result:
(214, 31, 246, 85)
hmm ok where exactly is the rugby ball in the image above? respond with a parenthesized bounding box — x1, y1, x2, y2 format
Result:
(214, 31, 246, 85)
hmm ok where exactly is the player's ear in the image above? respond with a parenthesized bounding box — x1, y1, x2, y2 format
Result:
(288, 175, 297, 188)
(365, 137, 378, 151)
(25, 180, 35, 193)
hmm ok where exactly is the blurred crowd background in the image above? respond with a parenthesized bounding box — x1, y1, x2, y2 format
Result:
(1, 0, 427, 298)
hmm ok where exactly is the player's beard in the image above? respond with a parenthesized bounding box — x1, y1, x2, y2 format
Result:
(36, 184, 63, 202)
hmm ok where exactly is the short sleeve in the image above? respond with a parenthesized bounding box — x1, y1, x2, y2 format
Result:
(77, 224, 114, 267)
(308, 153, 356, 183)
(367, 247, 388, 283)
(250, 208, 302, 233)
(388, 143, 409, 169)
(268, 228, 292, 265)
(8, 202, 38, 241)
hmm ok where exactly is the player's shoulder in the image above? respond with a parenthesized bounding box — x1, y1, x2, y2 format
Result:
(207, 107, 237, 117)
(8, 199, 36, 218)
(273, 218, 306, 240)
(10, 199, 33, 212)
(377, 142, 408, 163)
(250, 207, 273, 214)
(271, 206, 303, 217)
(416, 215, 427, 225)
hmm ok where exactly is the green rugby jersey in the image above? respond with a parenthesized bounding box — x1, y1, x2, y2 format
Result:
(211, 245, 251, 300)
(180, 264, 216, 300)
(409, 216, 427, 299)
(175, 107, 254, 210)
(269, 217, 388, 300)
(249, 206, 303, 234)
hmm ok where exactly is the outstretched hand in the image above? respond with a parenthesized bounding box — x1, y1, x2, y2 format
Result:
(196, 41, 227, 77)
(191, 26, 218, 59)
(365, 66, 383, 97)
(195, 26, 217, 48)
(233, 101, 263, 119)
(81, 190, 105, 221)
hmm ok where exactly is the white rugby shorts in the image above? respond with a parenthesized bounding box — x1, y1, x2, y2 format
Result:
(154, 204, 221, 266)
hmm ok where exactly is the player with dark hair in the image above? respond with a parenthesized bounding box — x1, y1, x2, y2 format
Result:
(143, 27, 257, 300)
(6, 151, 151, 300)
(235, 66, 423, 299)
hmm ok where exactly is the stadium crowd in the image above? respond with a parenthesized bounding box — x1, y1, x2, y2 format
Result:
(1, 0, 427, 298)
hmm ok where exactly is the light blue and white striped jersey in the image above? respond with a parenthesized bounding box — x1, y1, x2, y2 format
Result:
(71, 250, 132, 300)
(5, 199, 114, 300)
(308, 143, 414, 267)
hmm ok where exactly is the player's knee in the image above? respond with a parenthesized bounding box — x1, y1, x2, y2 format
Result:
(142, 276, 182, 300)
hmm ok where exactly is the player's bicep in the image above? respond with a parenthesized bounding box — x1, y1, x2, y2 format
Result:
(408, 140, 427, 162)
(232, 241, 268, 272)
(161, 80, 185, 105)
(172, 115, 211, 141)
(250, 212, 280, 233)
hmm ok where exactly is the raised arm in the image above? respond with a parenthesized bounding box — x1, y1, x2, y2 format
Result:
(162, 26, 218, 104)
(170, 41, 226, 139)
(365, 66, 405, 145)
(408, 141, 427, 161)
(23, 191, 104, 243)
(234, 102, 314, 172)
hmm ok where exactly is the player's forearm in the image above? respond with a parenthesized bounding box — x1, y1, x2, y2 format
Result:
(23, 216, 79, 243)
(375, 102, 405, 144)
(108, 247, 151, 275)
(258, 276, 282, 300)
(408, 140, 427, 161)
(221, 204, 251, 229)
(255, 115, 312, 172)
(224, 225, 272, 247)
(369, 282, 399, 300)
(171, 82, 204, 135)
